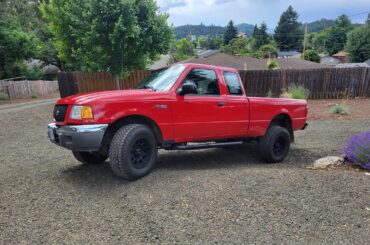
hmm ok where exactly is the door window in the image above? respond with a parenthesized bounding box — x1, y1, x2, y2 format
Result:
(181, 69, 220, 95)
(223, 71, 243, 95)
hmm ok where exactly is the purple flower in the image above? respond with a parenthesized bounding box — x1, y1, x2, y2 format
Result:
(341, 131, 370, 170)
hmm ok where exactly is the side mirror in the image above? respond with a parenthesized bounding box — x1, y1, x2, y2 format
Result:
(178, 82, 197, 95)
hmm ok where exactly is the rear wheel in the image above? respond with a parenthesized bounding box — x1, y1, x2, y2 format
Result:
(109, 124, 157, 180)
(72, 151, 107, 165)
(258, 126, 291, 163)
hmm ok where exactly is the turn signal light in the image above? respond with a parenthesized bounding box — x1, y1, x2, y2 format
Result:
(81, 106, 93, 119)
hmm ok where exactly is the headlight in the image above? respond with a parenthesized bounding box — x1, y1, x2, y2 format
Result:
(70, 105, 94, 120)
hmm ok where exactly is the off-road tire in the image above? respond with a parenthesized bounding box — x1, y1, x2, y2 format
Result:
(258, 126, 290, 163)
(72, 151, 107, 165)
(109, 124, 157, 180)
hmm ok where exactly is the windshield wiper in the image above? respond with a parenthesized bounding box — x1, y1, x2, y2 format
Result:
(143, 85, 157, 91)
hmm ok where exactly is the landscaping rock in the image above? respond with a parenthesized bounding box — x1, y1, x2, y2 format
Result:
(313, 156, 344, 169)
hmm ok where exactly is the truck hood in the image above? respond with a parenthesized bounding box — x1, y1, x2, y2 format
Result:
(56, 89, 169, 105)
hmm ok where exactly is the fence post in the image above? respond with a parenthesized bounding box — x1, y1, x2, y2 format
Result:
(114, 75, 120, 90)
(6, 85, 11, 101)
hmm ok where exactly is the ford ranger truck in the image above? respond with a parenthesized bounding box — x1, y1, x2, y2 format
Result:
(48, 64, 308, 180)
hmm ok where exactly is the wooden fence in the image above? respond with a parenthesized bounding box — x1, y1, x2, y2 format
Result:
(57, 70, 151, 97)
(240, 67, 370, 99)
(57, 67, 370, 99)
(0, 80, 59, 100)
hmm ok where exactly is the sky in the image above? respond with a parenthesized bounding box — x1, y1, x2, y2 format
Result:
(157, 0, 370, 28)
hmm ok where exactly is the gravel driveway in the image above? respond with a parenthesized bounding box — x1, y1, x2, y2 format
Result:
(0, 103, 369, 244)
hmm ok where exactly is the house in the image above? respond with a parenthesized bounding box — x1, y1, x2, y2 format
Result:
(237, 32, 246, 38)
(332, 51, 349, 63)
(335, 63, 370, 68)
(179, 52, 329, 70)
(27, 59, 60, 79)
(188, 35, 197, 42)
(277, 51, 301, 58)
(196, 49, 221, 58)
(320, 55, 342, 66)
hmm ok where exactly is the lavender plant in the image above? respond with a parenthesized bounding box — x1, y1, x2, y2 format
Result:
(341, 131, 370, 170)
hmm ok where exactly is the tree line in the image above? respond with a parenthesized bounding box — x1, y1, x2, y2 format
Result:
(172, 6, 370, 64)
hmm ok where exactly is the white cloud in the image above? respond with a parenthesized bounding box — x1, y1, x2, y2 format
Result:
(156, 0, 370, 27)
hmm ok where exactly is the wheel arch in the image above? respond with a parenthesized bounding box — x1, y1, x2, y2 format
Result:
(100, 115, 163, 155)
(269, 113, 294, 141)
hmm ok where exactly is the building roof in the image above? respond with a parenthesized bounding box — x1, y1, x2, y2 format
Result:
(148, 55, 170, 70)
(335, 63, 370, 68)
(278, 51, 301, 57)
(196, 49, 221, 58)
(333, 51, 349, 57)
(180, 52, 329, 70)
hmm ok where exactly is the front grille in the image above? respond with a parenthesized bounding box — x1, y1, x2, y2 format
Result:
(54, 105, 68, 122)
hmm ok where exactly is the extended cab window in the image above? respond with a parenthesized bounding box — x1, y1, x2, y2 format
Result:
(181, 68, 220, 95)
(223, 71, 243, 95)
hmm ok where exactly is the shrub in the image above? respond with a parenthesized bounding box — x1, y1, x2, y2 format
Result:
(267, 59, 279, 70)
(266, 90, 273, 97)
(25, 66, 44, 80)
(0, 91, 9, 100)
(287, 84, 310, 99)
(31, 93, 38, 99)
(341, 131, 370, 170)
(301, 50, 321, 63)
(330, 104, 348, 114)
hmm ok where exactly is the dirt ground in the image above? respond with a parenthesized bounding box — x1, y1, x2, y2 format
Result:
(308, 98, 370, 121)
(0, 92, 60, 105)
(0, 100, 369, 244)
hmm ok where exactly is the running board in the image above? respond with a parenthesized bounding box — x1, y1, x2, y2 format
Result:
(173, 141, 244, 150)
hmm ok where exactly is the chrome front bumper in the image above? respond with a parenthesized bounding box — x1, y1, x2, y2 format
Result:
(47, 123, 108, 152)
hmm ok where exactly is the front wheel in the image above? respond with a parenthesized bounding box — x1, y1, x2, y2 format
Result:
(109, 124, 158, 180)
(258, 126, 291, 163)
(72, 151, 107, 165)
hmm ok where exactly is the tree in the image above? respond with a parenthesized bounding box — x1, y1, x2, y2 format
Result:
(301, 50, 321, 63)
(252, 24, 259, 39)
(171, 38, 195, 62)
(222, 38, 251, 56)
(0, 0, 63, 69)
(255, 22, 269, 49)
(224, 20, 238, 45)
(274, 6, 303, 51)
(40, 0, 173, 84)
(345, 25, 370, 62)
(325, 15, 353, 55)
(0, 18, 41, 79)
(255, 44, 277, 58)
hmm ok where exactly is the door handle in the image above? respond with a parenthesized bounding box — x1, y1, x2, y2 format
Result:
(218, 102, 225, 107)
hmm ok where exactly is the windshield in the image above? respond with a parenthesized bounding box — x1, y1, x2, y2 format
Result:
(136, 64, 186, 91)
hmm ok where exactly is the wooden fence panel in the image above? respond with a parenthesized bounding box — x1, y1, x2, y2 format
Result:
(57, 67, 370, 99)
(242, 67, 370, 99)
(120, 70, 152, 89)
(0, 80, 59, 99)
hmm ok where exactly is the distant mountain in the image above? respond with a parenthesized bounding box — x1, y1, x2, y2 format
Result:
(174, 24, 226, 39)
(174, 23, 256, 39)
(236, 23, 255, 36)
(301, 19, 335, 33)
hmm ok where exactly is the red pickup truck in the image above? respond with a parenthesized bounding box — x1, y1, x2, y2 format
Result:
(48, 63, 308, 180)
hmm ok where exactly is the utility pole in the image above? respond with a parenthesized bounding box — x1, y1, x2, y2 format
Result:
(302, 24, 307, 60)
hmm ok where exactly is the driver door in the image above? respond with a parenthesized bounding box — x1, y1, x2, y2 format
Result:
(173, 68, 228, 141)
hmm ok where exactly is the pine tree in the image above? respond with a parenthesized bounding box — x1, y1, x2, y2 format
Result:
(274, 6, 302, 51)
(224, 20, 238, 45)
(325, 15, 353, 55)
(256, 22, 269, 48)
(252, 24, 259, 39)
